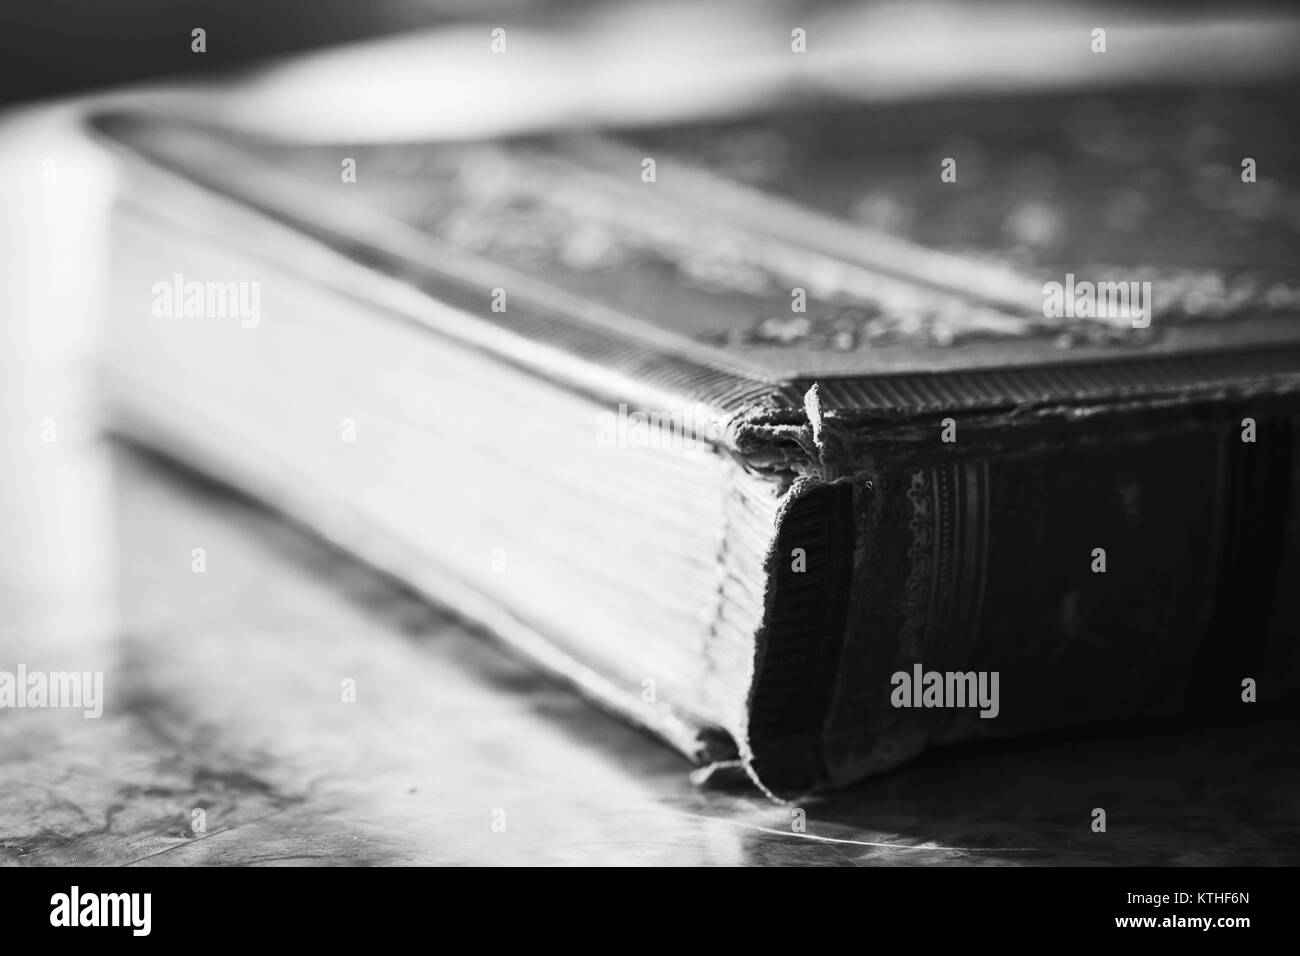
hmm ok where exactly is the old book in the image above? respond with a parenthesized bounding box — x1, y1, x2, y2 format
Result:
(89, 86, 1300, 797)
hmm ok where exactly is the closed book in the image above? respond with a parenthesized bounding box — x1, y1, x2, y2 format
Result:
(90, 86, 1300, 797)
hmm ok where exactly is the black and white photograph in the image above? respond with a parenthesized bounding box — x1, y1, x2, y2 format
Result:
(0, 0, 1297, 918)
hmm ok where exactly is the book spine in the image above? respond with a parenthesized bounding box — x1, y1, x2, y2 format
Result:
(746, 396, 1300, 797)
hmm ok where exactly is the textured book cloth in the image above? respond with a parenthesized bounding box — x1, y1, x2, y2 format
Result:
(90, 85, 1300, 797)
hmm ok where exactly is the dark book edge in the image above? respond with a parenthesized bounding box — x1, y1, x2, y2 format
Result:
(742, 396, 1300, 798)
(742, 477, 860, 797)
